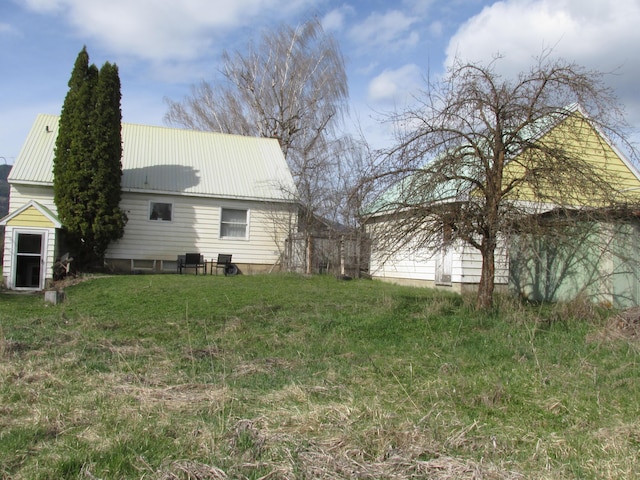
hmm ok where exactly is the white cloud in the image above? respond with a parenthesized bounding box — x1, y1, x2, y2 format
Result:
(368, 64, 423, 105)
(19, 0, 66, 13)
(402, 0, 435, 15)
(444, 0, 640, 134)
(428, 20, 443, 37)
(445, 0, 640, 77)
(321, 5, 355, 32)
(322, 10, 345, 31)
(0, 23, 17, 35)
(19, 0, 315, 62)
(349, 10, 420, 53)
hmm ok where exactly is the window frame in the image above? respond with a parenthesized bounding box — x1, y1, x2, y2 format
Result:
(219, 207, 249, 240)
(148, 201, 173, 222)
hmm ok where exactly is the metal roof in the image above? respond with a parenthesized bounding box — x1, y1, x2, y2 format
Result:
(9, 114, 298, 202)
(365, 104, 640, 216)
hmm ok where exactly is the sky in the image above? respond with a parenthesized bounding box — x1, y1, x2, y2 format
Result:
(2, 0, 640, 165)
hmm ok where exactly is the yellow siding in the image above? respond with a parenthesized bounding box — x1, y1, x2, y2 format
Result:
(504, 113, 640, 206)
(6, 206, 55, 228)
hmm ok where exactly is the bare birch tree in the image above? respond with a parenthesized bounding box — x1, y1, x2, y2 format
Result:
(165, 18, 349, 227)
(365, 55, 639, 310)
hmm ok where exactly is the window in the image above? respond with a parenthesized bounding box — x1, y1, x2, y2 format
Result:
(149, 202, 172, 221)
(220, 208, 248, 238)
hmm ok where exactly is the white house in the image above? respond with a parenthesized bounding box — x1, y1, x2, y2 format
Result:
(1, 114, 298, 290)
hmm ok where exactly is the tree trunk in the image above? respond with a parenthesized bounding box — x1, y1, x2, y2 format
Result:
(306, 234, 313, 275)
(477, 237, 496, 310)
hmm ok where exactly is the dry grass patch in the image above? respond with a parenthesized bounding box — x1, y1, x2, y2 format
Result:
(231, 357, 295, 377)
(150, 454, 524, 480)
(607, 307, 640, 339)
(295, 450, 524, 480)
(145, 410, 528, 480)
(111, 380, 232, 413)
(586, 307, 640, 355)
(217, 416, 523, 480)
(154, 460, 229, 479)
(589, 422, 640, 476)
(217, 389, 526, 479)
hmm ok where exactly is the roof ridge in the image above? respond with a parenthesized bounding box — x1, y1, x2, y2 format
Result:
(35, 113, 278, 143)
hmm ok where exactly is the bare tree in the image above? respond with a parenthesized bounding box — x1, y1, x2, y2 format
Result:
(365, 55, 639, 310)
(165, 18, 349, 226)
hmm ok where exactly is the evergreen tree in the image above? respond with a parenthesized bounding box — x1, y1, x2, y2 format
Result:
(90, 61, 127, 258)
(53, 47, 127, 267)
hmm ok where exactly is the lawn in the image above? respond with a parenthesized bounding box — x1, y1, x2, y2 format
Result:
(1, 273, 639, 479)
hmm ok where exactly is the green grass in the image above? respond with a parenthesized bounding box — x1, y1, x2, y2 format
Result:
(1, 273, 639, 479)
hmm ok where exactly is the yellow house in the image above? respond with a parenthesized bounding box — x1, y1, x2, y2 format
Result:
(367, 105, 640, 306)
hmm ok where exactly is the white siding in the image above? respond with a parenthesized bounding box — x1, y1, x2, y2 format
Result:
(369, 224, 510, 288)
(2, 227, 11, 285)
(370, 242, 438, 281)
(106, 191, 293, 265)
(8, 184, 57, 214)
(457, 239, 509, 285)
(459, 244, 483, 283)
(6, 184, 293, 272)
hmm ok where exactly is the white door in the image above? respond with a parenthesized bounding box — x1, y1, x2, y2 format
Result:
(14, 232, 45, 289)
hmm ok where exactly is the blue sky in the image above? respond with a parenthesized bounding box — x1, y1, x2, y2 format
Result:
(2, 0, 640, 164)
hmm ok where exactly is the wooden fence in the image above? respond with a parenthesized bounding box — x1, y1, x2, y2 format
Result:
(284, 233, 370, 278)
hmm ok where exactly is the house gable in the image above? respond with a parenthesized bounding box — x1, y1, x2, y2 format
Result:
(503, 111, 640, 206)
(0, 200, 61, 228)
(7, 205, 55, 227)
(1, 200, 61, 290)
